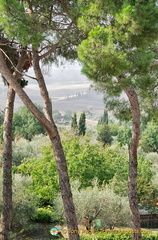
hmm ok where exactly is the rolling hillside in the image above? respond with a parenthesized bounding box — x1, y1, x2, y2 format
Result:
(0, 63, 105, 114)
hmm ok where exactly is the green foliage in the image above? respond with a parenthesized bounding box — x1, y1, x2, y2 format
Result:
(140, 122, 158, 153)
(80, 232, 158, 240)
(97, 124, 113, 146)
(0, 0, 46, 46)
(54, 181, 130, 229)
(98, 110, 108, 125)
(79, 112, 86, 136)
(17, 145, 59, 206)
(0, 0, 83, 63)
(109, 154, 154, 202)
(32, 207, 55, 223)
(13, 105, 45, 140)
(15, 135, 154, 205)
(117, 125, 132, 146)
(71, 112, 78, 132)
(104, 97, 132, 122)
(4, 173, 36, 232)
(17, 137, 120, 200)
(64, 137, 124, 188)
(12, 134, 50, 166)
(78, 0, 158, 115)
(108, 124, 120, 137)
(137, 156, 155, 203)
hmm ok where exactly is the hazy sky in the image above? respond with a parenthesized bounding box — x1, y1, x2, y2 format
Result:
(0, 62, 105, 112)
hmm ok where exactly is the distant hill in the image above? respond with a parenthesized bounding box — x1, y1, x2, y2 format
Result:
(0, 63, 105, 114)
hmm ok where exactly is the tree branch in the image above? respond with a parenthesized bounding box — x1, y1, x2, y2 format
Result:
(59, 0, 70, 18)
(39, 23, 73, 59)
(0, 48, 36, 80)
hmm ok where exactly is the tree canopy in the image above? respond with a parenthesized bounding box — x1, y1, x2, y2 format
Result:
(78, 0, 158, 115)
(0, 1, 83, 239)
(0, 0, 82, 63)
(77, 1, 158, 238)
(13, 105, 45, 140)
(16, 135, 154, 205)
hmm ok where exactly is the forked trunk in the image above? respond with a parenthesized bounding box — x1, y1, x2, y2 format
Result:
(0, 51, 80, 240)
(32, 48, 79, 240)
(1, 87, 15, 240)
(124, 86, 142, 240)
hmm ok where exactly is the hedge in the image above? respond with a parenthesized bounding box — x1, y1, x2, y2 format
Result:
(80, 233, 158, 240)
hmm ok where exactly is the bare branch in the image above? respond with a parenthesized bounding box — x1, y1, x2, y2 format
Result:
(0, 43, 31, 53)
(39, 22, 74, 59)
(39, 42, 60, 60)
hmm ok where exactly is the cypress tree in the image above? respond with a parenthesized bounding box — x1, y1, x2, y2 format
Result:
(98, 110, 108, 125)
(71, 113, 78, 130)
(79, 112, 86, 136)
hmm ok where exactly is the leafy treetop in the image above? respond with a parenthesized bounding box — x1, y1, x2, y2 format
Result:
(0, 0, 83, 64)
(77, 0, 158, 117)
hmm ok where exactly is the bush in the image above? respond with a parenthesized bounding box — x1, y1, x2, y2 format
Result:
(12, 134, 50, 165)
(0, 173, 36, 233)
(97, 124, 113, 146)
(11, 202, 35, 232)
(13, 105, 45, 140)
(11, 174, 37, 232)
(54, 181, 130, 229)
(32, 207, 55, 223)
(140, 123, 158, 153)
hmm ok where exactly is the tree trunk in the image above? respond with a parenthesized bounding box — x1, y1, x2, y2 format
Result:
(1, 87, 15, 240)
(0, 51, 27, 240)
(32, 48, 79, 240)
(0, 51, 80, 240)
(124, 85, 142, 240)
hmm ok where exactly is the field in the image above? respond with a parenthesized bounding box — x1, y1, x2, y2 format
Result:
(0, 64, 105, 115)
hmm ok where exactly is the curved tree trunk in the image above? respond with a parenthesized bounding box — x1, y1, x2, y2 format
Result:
(0, 51, 80, 240)
(0, 51, 27, 240)
(1, 87, 15, 240)
(32, 48, 79, 240)
(124, 85, 142, 240)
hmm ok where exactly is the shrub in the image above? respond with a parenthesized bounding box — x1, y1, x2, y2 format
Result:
(80, 232, 158, 240)
(11, 174, 36, 232)
(0, 173, 35, 232)
(32, 207, 54, 223)
(12, 134, 50, 165)
(54, 181, 130, 229)
(140, 123, 158, 153)
(11, 202, 35, 232)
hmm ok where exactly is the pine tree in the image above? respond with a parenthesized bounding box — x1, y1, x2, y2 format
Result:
(79, 112, 86, 136)
(78, 1, 158, 239)
(0, 1, 81, 239)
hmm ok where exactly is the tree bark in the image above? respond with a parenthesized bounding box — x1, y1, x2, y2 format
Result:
(32, 48, 79, 240)
(124, 85, 142, 240)
(0, 50, 80, 240)
(0, 50, 27, 240)
(0, 87, 15, 240)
